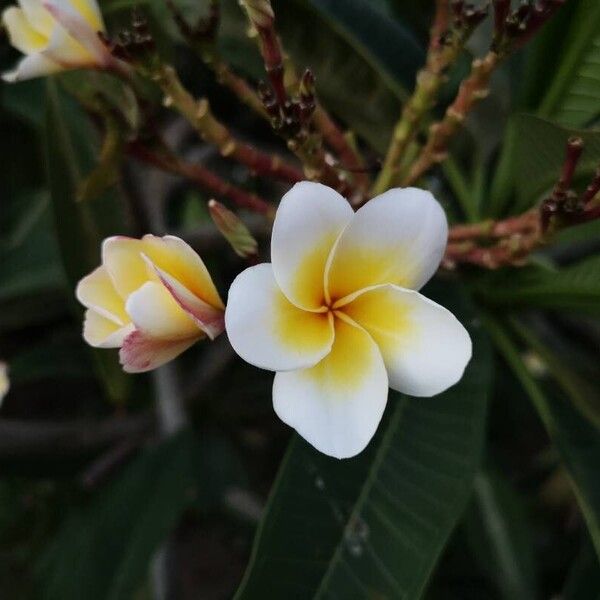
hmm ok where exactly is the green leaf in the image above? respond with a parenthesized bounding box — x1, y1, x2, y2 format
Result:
(562, 538, 600, 600)
(514, 114, 600, 209)
(474, 256, 600, 315)
(0, 190, 65, 302)
(464, 469, 537, 600)
(483, 314, 600, 559)
(538, 0, 600, 127)
(37, 429, 242, 600)
(44, 79, 130, 403)
(235, 285, 491, 599)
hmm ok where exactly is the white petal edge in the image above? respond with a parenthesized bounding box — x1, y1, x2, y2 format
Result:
(271, 181, 353, 311)
(83, 309, 134, 348)
(273, 316, 388, 459)
(341, 284, 472, 397)
(225, 263, 335, 372)
(2, 51, 62, 81)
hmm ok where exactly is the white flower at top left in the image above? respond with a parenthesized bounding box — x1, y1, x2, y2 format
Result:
(2, 0, 117, 82)
(76, 235, 225, 373)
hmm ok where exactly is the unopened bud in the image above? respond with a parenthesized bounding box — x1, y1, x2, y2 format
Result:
(208, 200, 258, 258)
(240, 0, 274, 29)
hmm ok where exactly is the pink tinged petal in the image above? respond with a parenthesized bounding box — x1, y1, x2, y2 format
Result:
(326, 188, 448, 302)
(341, 284, 472, 397)
(2, 52, 61, 82)
(271, 181, 354, 311)
(146, 260, 225, 340)
(119, 329, 197, 374)
(42, 0, 111, 66)
(225, 263, 335, 372)
(273, 317, 389, 459)
(83, 309, 134, 348)
(75, 265, 129, 326)
(125, 281, 204, 341)
(140, 235, 224, 310)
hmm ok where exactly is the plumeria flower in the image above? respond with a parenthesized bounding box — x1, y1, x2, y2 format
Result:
(2, 0, 118, 82)
(226, 182, 472, 459)
(76, 235, 225, 373)
(0, 362, 9, 408)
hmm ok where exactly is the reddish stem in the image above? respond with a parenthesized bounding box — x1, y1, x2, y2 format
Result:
(128, 141, 274, 216)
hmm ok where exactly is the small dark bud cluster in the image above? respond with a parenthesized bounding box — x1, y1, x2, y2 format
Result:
(494, 0, 566, 52)
(540, 137, 600, 232)
(107, 10, 156, 66)
(258, 68, 317, 139)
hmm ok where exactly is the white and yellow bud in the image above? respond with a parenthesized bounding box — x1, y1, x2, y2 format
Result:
(225, 182, 472, 459)
(0, 362, 9, 407)
(76, 235, 225, 373)
(2, 0, 115, 82)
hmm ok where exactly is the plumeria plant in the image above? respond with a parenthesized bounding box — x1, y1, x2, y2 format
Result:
(1, 0, 599, 597)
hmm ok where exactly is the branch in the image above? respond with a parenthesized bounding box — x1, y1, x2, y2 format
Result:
(444, 138, 600, 269)
(153, 64, 303, 185)
(372, 1, 488, 195)
(405, 0, 566, 185)
(240, 0, 364, 196)
(127, 139, 275, 216)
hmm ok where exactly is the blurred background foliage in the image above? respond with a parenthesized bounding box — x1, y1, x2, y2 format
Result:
(0, 0, 599, 598)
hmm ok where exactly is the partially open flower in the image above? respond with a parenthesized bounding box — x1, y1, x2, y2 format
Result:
(76, 235, 225, 373)
(2, 0, 116, 82)
(226, 182, 472, 459)
(0, 362, 9, 407)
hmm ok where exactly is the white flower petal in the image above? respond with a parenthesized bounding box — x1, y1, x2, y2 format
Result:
(83, 309, 134, 348)
(225, 263, 335, 372)
(42, 0, 109, 66)
(273, 316, 388, 459)
(342, 285, 472, 397)
(3, 7, 47, 54)
(119, 329, 196, 373)
(19, 0, 54, 37)
(2, 51, 61, 81)
(326, 188, 448, 302)
(141, 235, 224, 310)
(271, 181, 353, 311)
(125, 281, 203, 341)
(146, 260, 224, 340)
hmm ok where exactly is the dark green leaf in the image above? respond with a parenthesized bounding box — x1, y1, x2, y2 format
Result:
(538, 0, 600, 127)
(474, 256, 600, 315)
(235, 285, 491, 599)
(514, 114, 600, 210)
(37, 429, 242, 600)
(484, 314, 600, 559)
(44, 79, 130, 403)
(464, 469, 537, 600)
(562, 538, 600, 600)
